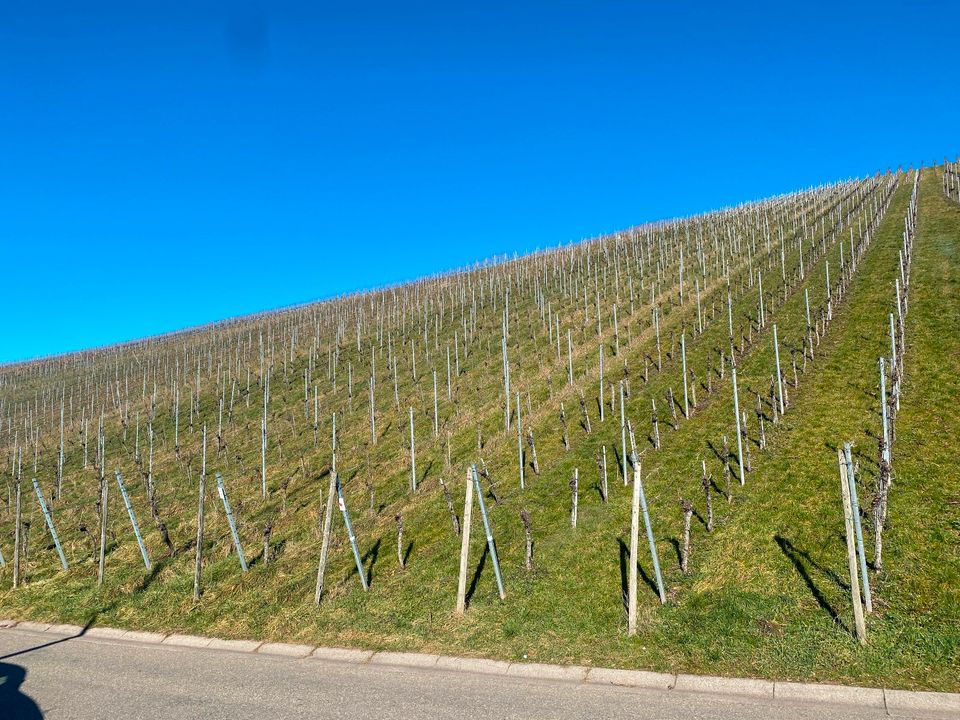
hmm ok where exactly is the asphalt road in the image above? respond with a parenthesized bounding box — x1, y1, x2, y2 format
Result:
(0, 628, 906, 719)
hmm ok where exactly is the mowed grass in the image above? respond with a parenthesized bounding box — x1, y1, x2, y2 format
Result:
(0, 171, 957, 691)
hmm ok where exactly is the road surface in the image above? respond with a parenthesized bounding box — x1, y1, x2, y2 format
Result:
(0, 627, 914, 719)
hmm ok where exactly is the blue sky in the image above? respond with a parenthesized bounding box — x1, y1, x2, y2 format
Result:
(2, 1, 956, 364)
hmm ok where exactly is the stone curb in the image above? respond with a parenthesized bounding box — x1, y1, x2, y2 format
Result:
(370, 651, 440, 668)
(675, 673, 773, 699)
(3, 619, 959, 717)
(120, 630, 168, 644)
(885, 688, 960, 718)
(434, 656, 511, 676)
(310, 647, 375, 664)
(208, 638, 263, 653)
(162, 634, 212, 649)
(775, 680, 885, 709)
(257, 642, 314, 658)
(586, 667, 675, 690)
(84, 627, 130, 640)
(506, 662, 588, 682)
(46, 623, 86, 636)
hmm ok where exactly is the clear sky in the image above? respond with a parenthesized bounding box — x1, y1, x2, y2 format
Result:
(2, 1, 956, 364)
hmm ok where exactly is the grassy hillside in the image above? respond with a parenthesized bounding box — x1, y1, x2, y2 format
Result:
(1, 168, 957, 691)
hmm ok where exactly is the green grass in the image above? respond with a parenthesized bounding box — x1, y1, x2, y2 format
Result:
(1, 171, 957, 691)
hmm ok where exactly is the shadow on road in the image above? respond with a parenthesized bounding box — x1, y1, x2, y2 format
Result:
(0, 662, 43, 719)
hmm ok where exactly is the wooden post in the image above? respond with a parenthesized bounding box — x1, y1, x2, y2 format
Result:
(879, 359, 891, 466)
(732, 369, 745, 485)
(395, 514, 405, 569)
(599, 344, 604, 422)
(844, 443, 872, 613)
(681, 333, 689, 418)
(314, 468, 339, 604)
(570, 469, 579, 528)
(261, 373, 268, 498)
(433, 369, 440, 437)
(193, 425, 207, 599)
(12, 478, 21, 588)
(97, 441, 108, 586)
(520, 509, 533, 570)
(455, 467, 474, 615)
(409, 407, 417, 492)
(620, 382, 627, 484)
(516, 392, 524, 490)
(838, 449, 867, 644)
(627, 461, 641, 635)
(680, 500, 693, 573)
(773, 324, 784, 415)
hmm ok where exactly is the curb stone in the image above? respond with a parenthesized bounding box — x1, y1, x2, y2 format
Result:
(208, 638, 262, 653)
(775, 681, 885, 709)
(46, 624, 85, 636)
(506, 662, 588, 682)
(257, 642, 314, 658)
(885, 688, 960, 719)
(120, 630, 167, 644)
(16, 621, 51, 633)
(162, 634, 212, 649)
(586, 667, 675, 690)
(84, 627, 129, 640)
(674, 674, 773, 699)
(434, 656, 511, 676)
(310, 647, 375, 664)
(2, 621, 960, 715)
(371, 651, 440, 668)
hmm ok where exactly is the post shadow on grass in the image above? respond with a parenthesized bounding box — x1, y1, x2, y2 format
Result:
(464, 545, 489, 608)
(774, 535, 846, 630)
(421, 460, 434, 486)
(617, 538, 658, 610)
(594, 482, 606, 501)
(133, 561, 164, 593)
(691, 506, 708, 531)
(0, 663, 42, 720)
(402, 541, 414, 568)
(611, 445, 622, 479)
(362, 538, 381, 587)
(705, 439, 726, 465)
(668, 537, 682, 568)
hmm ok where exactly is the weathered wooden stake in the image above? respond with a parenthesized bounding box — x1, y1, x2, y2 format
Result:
(193, 425, 207, 599)
(844, 443, 872, 613)
(395, 513, 405, 570)
(732, 369, 745, 485)
(315, 467, 338, 604)
(570, 469, 579, 528)
(627, 460, 641, 636)
(680, 499, 693, 573)
(520, 509, 533, 570)
(455, 467, 474, 615)
(838, 448, 867, 645)
(516, 392, 524, 490)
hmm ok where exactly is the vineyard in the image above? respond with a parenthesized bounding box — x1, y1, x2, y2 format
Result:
(1, 164, 958, 691)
